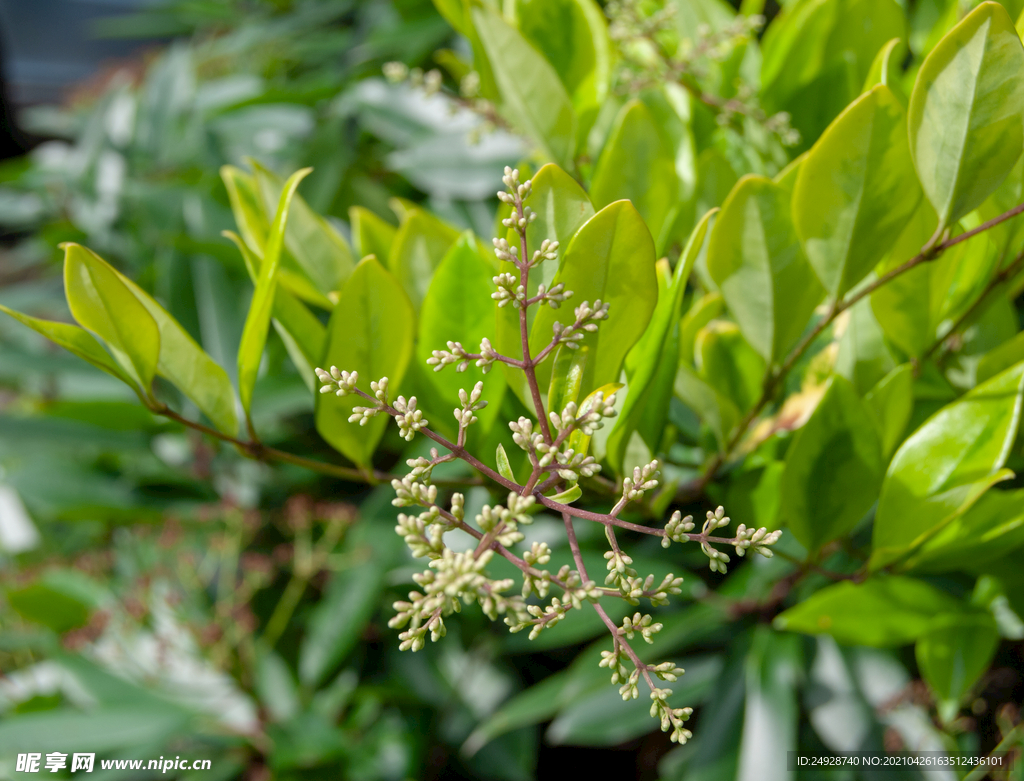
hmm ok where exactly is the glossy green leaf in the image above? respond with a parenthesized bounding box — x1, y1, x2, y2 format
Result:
(861, 38, 908, 105)
(0, 706, 189, 755)
(590, 99, 678, 252)
(238, 167, 311, 418)
(7, 580, 93, 633)
(779, 375, 884, 551)
(871, 360, 1024, 569)
(905, 488, 1024, 572)
(251, 161, 353, 298)
(916, 613, 999, 711)
(864, 363, 914, 459)
(908, 1, 1024, 230)
(496, 443, 515, 483)
(772, 152, 806, 193)
(63, 243, 160, 395)
(316, 257, 415, 468)
(548, 484, 582, 504)
(695, 321, 766, 415)
(606, 210, 713, 471)
(0, 305, 135, 389)
(707, 176, 824, 363)
(417, 233, 506, 432)
(774, 575, 958, 646)
(349, 205, 397, 267)
(529, 200, 658, 398)
(388, 204, 461, 311)
(547, 344, 588, 417)
(224, 230, 325, 393)
(472, 5, 577, 168)
(496, 164, 594, 409)
(793, 85, 922, 296)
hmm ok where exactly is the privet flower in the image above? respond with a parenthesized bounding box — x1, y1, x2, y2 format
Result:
(311, 163, 786, 745)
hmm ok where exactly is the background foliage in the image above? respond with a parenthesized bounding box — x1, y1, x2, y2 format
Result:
(1, 0, 1024, 779)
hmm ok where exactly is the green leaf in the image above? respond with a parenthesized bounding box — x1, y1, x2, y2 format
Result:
(496, 164, 594, 409)
(472, 5, 577, 167)
(63, 244, 238, 435)
(417, 233, 506, 432)
(590, 99, 678, 252)
(861, 37, 908, 105)
(238, 167, 311, 418)
(220, 164, 268, 259)
(547, 345, 588, 417)
(707, 176, 824, 363)
(680, 291, 725, 366)
(773, 575, 959, 646)
(251, 161, 354, 299)
(256, 647, 300, 722)
(548, 483, 582, 504)
(736, 629, 802, 781)
(779, 375, 884, 551)
(349, 206, 397, 267)
(903, 488, 1024, 572)
(871, 360, 1024, 569)
(835, 298, 897, 395)
(514, 0, 611, 144)
(908, 1, 1024, 231)
(674, 361, 741, 451)
(916, 613, 999, 713)
(864, 363, 914, 459)
(7, 580, 93, 633)
(496, 443, 515, 483)
(0, 706, 189, 755)
(316, 257, 415, 468)
(299, 559, 386, 689)
(388, 204, 461, 311)
(695, 322, 766, 415)
(63, 243, 161, 395)
(529, 200, 659, 397)
(977, 329, 1024, 383)
(606, 210, 714, 471)
(0, 305, 135, 389)
(793, 85, 922, 297)
(224, 230, 325, 393)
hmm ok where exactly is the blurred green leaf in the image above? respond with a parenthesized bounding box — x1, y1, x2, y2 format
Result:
(774, 575, 959, 646)
(916, 612, 999, 715)
(472, 5, 577, 167)
(387, 204, 461, 311)
(863, 364, 914, 459)
(349, 206, 397, 267)
(695, 321, 765, 415)
(256, 647, 300, 723)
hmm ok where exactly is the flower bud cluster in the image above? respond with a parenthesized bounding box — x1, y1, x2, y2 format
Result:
(315, 366, 359, 396)
(650, 690, 693, 744)
(392, 395, 426, 441)
(552, 300, 611, 349)
(502, 206, 538, 231)
(454, 382, 488, 429)
(530, 239, 560, 267)
(623, 460, 660, 503)
(534, 282, 572, 308)
(620, 612, 662, 644)
(427, 340, 471, 372)
(491, 270, 526, 307)
(732, 523, 783, 558)
(662, 510, 696, 547)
